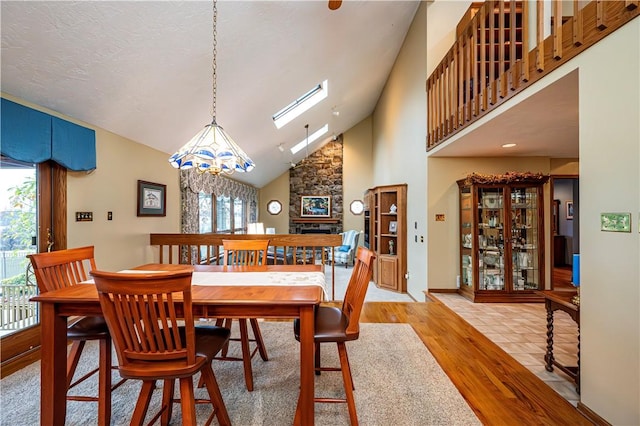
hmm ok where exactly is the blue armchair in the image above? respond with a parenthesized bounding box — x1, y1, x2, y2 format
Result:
(328, 230, 360, 267)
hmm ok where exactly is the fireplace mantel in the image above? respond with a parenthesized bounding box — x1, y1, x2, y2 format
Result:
(291, 218, 339, 234)
(292, 218, 339, 224)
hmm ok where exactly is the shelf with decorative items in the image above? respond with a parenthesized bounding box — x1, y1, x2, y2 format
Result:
(457, 172, 548, 302)
(365, 184, 407, 292)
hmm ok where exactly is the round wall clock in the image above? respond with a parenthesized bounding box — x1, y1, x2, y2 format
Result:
(350, 200, 365, 215)
(267, 200, 282, 215)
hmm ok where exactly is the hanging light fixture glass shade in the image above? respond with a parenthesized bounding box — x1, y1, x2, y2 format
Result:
(169, 0, 254, 175)
(169, 119, 255, 174)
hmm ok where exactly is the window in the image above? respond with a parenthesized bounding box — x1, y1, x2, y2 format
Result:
(216, 195, 231, 233)
(290, 123, 329, 154)
(198, 192, 247, 235)
(233, 198, 245, 234)
(272, 80, 328, 129)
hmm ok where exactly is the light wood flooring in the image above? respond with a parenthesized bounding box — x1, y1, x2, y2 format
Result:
(358, 286, 590, 424)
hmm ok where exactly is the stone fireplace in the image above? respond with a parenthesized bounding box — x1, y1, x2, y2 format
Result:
(289, 136, 343, 234)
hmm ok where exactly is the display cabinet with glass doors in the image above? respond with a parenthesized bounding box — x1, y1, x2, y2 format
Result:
(457, 173, 548, 302)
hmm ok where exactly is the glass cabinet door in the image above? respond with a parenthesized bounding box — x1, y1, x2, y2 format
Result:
(478, 187, 505, 291)
(510, 187, 540, 290)
(460, 186, 473, 289)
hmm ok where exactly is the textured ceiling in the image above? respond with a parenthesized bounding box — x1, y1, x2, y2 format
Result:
(1, 1, 420, 187)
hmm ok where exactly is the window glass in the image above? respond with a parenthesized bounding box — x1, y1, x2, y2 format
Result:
(216, 195, 230, 233)
(198, 193, 212, 233)
(234, 198, 244, 233)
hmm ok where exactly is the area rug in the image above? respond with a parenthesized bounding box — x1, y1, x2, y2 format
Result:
(0, 322, 479, 425)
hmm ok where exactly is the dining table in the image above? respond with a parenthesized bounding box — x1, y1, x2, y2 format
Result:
(31, 263, 325, 425)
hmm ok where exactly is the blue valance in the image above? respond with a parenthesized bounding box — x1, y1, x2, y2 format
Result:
(1, 98, 96, 171)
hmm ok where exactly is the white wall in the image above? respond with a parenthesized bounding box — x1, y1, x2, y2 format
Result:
(574, 20, 639, 425)
(67, 128, 180, 271)
(342, 117, 373, 236)
(372, 1, 427, 300)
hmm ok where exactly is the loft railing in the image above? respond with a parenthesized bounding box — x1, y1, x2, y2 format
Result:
(426, 0, 639, 150)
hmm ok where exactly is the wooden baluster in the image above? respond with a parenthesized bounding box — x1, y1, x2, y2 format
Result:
(471, 13, 479, 116)
(488, 0, 496, 105)
(596, 0, 607, 30)
(443, 58, 449, 135)
(521, 0, 529, 82)
(464, 29, 472, 121)
(436, 65, 442, 140)
(448, 52, 455, 132)
(479, 2, 487, 111)
(536, 0, 545, 72)
(452, 43, 459, 129)
(552, 0, 562, 59)
(572, 0, 583, 46)
(426, 77, 432, 147)
(498, 0, 507, 98)
(458, 37, 465, 121)
(509, 0, 518, 90)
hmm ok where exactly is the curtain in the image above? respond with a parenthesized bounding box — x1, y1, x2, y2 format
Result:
(180, 169, 258, 233)
(1, 98, 96, 171)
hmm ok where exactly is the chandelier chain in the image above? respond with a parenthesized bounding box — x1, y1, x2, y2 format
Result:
(211, 0, 218, 121)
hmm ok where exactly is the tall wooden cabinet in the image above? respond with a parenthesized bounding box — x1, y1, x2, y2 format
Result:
(457, 173, 548, 302)
(366, 184, 407, 293)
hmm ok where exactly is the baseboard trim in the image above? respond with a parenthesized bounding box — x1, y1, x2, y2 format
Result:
(577, 402, 611, 426)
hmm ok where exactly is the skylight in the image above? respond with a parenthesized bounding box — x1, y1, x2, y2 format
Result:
(290, 124, 329, 154)
(272, 80, 328, 129)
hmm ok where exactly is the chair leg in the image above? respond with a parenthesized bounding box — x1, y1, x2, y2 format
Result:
(97, 337, 112, 426)
(220, 318, 233, 356)
(201, 364, 231, 426)
(238, 319, 254, 391)
(131, 380, 155, 426)
(315, 342, 322, 375)
(249, 318, 269, 361)
(179, 377, 197, 426)
(66, 340, 85, 388)
(161, 379, 175, 426)
(338, 342, 358, 426)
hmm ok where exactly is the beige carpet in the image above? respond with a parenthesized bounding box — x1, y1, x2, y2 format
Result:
(1, 322, 479, 425)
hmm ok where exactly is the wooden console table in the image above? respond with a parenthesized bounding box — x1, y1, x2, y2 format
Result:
(538, 290, 580, 393)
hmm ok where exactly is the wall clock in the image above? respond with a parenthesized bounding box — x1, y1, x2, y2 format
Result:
(267, 200, 282, 215)
(350, 200, 365, 215)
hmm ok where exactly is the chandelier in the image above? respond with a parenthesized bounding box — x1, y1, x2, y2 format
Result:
(169, 0, 255, 175)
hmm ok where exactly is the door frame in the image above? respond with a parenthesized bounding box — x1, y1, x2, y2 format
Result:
(0, 161, 66, 377)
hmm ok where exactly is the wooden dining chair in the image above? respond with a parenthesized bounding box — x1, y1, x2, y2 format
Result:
(91, 268, 231, 426)
(293, 246, 375, 425)
(28, 246, 123, 425)
(215, 238, 270, 391)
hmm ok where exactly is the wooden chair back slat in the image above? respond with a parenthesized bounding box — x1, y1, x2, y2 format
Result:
(28, 246, 97, 293)
(222, 239, 269, 269)
(342, 247, 376, 336)
(92, 269, 196, 367)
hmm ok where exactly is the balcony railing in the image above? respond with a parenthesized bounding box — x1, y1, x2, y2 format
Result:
(426, 0, 639, 150)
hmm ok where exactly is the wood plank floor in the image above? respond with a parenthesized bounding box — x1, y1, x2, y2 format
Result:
(358, 300, 592, 425)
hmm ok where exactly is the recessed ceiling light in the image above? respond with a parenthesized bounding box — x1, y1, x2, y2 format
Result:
(502, 143, 517, 148)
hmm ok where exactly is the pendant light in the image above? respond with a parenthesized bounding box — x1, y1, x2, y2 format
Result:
(169, 0, 255, 175)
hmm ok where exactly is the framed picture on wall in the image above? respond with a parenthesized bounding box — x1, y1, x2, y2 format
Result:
(566, 201, 574, 220)
(137, 180, 166, 217)
(300, 195, 331, 217)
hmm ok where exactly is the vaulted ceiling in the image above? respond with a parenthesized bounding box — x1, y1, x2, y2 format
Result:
(1, 1, 421, 187)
